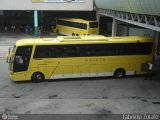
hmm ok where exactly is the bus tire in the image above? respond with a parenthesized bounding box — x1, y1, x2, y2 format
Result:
(114, 68, 125, 79)
(56, 30, 59, 34)
(72, 33, 75, 36)
(31, 72, 45, 83)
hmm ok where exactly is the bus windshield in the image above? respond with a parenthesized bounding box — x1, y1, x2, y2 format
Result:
(13, 46, 32, 72)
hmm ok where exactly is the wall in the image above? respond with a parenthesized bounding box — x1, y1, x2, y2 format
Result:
(117, 25, 155, 37)
(0, 0, 93, 11)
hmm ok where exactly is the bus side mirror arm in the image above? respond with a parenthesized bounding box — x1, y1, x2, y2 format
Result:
(6, 47, 13, 63)
(6, 54, 10, 63)
(6, 57, 9, 63)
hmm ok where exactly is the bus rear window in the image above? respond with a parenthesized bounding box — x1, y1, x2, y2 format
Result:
(90, 22, 98, 28)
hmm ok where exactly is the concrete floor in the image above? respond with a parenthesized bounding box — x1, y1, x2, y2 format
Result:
(0, 32, 160, 116)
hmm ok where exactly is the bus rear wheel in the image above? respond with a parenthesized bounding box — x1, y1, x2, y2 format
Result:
(114, 68, 125, 79)
(56, 30, 59, 34)
(72, 33, 75, 36)
(31, 72, 45, 83)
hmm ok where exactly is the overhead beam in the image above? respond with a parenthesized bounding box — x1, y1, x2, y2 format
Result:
(98, 9, 160, 32)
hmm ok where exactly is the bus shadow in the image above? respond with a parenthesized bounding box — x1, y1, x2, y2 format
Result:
(11, 75, 146, 84)
(13, 76, 114, 84)
(12, 74, 160, 84)
(46, 76, 114, 83)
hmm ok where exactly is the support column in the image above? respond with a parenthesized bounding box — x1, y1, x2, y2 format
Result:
(34, 10, 38, 37)
(155, 32, 160, 57)
(126, 23, 130, 36)
(96, 8, 100, 23)
(96, 9, 100, 35)
(112, 18, 117, 37)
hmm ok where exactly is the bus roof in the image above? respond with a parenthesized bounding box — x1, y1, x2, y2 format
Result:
(56, 18, 97, 23)
(15, 35, 154, 46)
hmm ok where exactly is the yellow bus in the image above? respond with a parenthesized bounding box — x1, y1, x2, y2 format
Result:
(53, 18, 99, 36)
(6, 35, 154, 82)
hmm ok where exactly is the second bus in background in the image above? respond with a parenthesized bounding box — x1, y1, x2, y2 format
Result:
(52, 18, 99, 36)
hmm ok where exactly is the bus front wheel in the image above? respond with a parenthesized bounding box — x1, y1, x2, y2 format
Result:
(31, 72, 45, 83)
(114, 68, 125, 79)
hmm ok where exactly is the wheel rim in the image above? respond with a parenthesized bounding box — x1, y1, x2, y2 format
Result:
(117, 71, 123, 77)
(36, 74, 43, 80)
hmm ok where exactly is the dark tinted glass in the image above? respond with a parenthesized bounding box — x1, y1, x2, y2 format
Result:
(90, 22, 98, 28)
(13, 46, 32, 72)
(57, 20, 87, 29)
(34, 43, 153, 58)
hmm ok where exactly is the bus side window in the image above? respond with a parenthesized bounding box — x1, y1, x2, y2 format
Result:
(50, 47, 55, 57)
(34, 46, 55, 58)
(34, 46, 43, 58)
